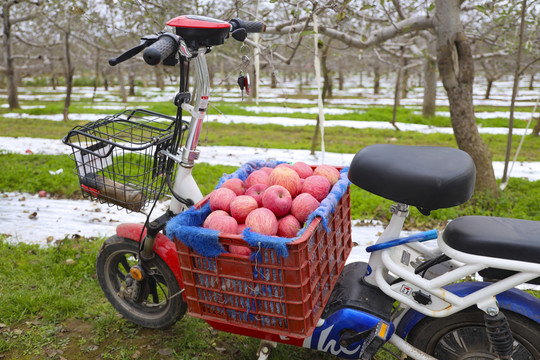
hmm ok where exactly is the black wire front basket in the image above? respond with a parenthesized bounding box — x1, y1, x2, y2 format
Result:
(63, 109, 187, 212)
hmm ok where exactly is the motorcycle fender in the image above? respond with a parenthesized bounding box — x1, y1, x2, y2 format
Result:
(116, 223, 184, 288)
(396, 281, 540, 338)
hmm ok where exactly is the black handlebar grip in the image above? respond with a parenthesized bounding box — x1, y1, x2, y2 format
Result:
(230, 18, 266, 33)
(243, 21, 266, 33)
(143, 33, 179, 66)
(109, 57, 121, 66)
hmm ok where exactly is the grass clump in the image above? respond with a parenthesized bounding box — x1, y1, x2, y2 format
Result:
(0, 154, 80, 197)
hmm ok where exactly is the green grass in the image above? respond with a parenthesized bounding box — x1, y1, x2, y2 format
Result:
(0, 235, 356, 359)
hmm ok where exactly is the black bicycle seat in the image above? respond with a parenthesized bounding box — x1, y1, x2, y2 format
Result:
(348, 144, 476, 214)
(443, 216, 540, 264)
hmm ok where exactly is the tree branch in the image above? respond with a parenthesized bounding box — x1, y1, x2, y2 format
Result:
(473, 50, 510, 60)
(12, 14, 36, 24)
(265, 15, 434, 50)
(392, 0, 406, 20)
(14, 34, 60, 48)
(519, 57, 540, 76)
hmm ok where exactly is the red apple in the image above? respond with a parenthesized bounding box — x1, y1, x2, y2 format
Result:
(221, 178, 245, 196)
(297, 178, 305, 195)
(275, 163, 294, 170)
(293, 162, 314, 179)
(245, 169, 270, 189)
(237, 223, 247, 234)
(245, 183, 267, 207)
(262, 185, 292, 217)
(302, 175, 331, 202)
(38, 190, 47, 198)
(268, 166, 301, 198)
(230, 195, 258, 223)
(203, 214, 238, 234)
(260, 167, 274, 175)
(277, 215, 302, 238)
(291, 193, 320, 223)
(209, 187, 236, 212)
(229, 244, 252, 256)
(313, 165, 340, 185)
(245, 208, 278, 236)
(203, 210, 229, 228)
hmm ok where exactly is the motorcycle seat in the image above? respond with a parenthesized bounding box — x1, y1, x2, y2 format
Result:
(443, 216, 540, 264)
(348, 144, 476, 214)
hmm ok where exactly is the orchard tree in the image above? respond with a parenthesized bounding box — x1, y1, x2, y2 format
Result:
(262, 0, 502, 194)
(1, 0, 41, 109)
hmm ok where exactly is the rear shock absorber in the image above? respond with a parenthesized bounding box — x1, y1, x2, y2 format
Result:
(484, 310, 514, 359)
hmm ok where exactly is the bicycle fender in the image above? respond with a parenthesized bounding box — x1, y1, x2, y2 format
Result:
(395, 281, 540, 338)
(116, 223, 184, 288)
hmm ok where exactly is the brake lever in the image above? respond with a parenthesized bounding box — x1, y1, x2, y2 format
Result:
(108, 34, 160, 66)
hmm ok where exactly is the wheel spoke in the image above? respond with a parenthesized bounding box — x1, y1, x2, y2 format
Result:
(119, 254, 132, 274)
(148, 275, 161, 304)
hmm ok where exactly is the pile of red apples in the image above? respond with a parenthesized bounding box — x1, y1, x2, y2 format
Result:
(203, 162, 340, 239)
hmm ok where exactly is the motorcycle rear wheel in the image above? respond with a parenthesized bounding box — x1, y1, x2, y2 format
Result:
(407, 307, 540, 359)
(96, 235, 187, 329)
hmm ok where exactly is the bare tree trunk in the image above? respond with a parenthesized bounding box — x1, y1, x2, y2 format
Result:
(154, 65, 165, 90)
(321, 45, 333, 99)
(101, 69, 109, 91)
(400, 58, 409, 99)
(128, 67, 135, 97)
(422, 55, 437, 117)
(118, 66, 127, 103)
(485, 80, 493, 100)
(435, 0, 498, 195)
(271, 71, 277, 88)
(50, 61, 58, 90)
(532, 117, 540, 136)
(392, 47, 404, 130)
(92, 49, 100, 102)
(502, 0, 527, 184)
(338, 70, 344, 91)
(530, 72, 535, 90)
(481, 60, 503, 100)
(373, 62, 380, 94)
(63, 31, 74, 122)
(3, 2, 20, 109)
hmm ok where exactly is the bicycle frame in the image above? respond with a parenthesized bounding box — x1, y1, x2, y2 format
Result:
(167, 51, 209, 214)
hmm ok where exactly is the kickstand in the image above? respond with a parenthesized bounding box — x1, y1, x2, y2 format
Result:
(257, 340, 277, 360)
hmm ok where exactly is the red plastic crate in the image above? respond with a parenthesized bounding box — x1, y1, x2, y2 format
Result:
(175, 189, 352, 337)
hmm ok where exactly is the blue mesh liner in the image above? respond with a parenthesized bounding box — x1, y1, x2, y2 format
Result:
(165, 202, 226, 257)
(166, 161, 350, 258)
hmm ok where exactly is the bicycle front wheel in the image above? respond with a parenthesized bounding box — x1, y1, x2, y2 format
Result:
(96, 235, 187, 329)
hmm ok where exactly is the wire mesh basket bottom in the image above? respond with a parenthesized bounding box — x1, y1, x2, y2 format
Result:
(63, 109, 183, 212)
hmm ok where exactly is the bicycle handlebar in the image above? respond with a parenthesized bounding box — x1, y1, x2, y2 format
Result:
(143, 33, 180, 66)
(230, 18, 266, 33)
(109, 17, 265, 67)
